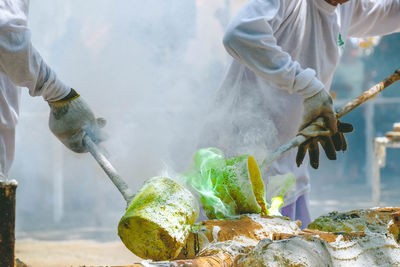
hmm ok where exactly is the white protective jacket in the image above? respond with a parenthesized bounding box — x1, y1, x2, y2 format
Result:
(0, 0, 70, 178)
(199, 0, 400, 205)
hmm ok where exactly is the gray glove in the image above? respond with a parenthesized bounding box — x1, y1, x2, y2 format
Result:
(48, 89, 106, 153)
(300, 89, 337, 135)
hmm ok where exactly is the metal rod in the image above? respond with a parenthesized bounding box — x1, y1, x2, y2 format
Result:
(83, 135, 134, 205)
(261, 135, 307, 169)
(261, 68, 400, 171)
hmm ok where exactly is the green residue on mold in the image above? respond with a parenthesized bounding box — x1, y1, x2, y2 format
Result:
(180, 148, 237, 219)
(308, 211, 367, 233)
(118, 177, 199, 261)
(179, 147, 261, 220)
(225, 155, 261, 214)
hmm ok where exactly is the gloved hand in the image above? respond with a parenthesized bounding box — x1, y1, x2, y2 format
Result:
(48, 89, 106, 153)
(300, 89, 337, 136)
(296, 117, 354, 169)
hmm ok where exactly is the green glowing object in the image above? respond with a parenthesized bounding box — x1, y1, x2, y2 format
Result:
(266, 172, 296, 216)
(268, 196, 284, 216)
(180, 148, 265, 219)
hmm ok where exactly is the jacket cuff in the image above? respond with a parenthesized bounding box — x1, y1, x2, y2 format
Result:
(41, 78, 71, 102)
(294, 68, 324, 98)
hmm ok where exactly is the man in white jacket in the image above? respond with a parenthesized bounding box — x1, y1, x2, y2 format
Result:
(0, 0, 104, 181)
(200, 0, 400, 227)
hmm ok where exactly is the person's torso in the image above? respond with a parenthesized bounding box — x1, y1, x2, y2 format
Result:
(200, 0, 357, 200)
(216, 0, 356, 144)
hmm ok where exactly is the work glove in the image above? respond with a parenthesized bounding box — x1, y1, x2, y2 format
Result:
(296, 117, 354, 169)
(48, 89, 106, 153)
(300, 89, 337, 135)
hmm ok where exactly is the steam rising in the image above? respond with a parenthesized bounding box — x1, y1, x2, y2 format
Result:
(11, 0, 400, 236)
(12, 1, 244, 233)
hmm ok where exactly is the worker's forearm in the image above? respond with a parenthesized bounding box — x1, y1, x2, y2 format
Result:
(0, 24, 70, 101)
(222, 0, 324, 98)
(0, 2, 70, 101)
(223, 21, 323, 98)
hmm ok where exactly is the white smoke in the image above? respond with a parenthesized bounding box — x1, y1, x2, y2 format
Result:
(12, 0, 249, 233)
(12, 0, 400, 237)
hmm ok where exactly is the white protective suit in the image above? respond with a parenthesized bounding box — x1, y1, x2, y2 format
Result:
(0, 0, 70, 179)
(199, 0, 400, 209)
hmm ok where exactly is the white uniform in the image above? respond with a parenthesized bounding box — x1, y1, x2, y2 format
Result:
(199, 0, 400, 208)
(0, 0, 70, 180)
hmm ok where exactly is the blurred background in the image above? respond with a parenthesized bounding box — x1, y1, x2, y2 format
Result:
(11, 0, 400, 244)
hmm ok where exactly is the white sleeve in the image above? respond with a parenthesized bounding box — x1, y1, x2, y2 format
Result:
(222, 0, 324, 98)
(0, 0, 70, 101)
(348, 0, 400, 38)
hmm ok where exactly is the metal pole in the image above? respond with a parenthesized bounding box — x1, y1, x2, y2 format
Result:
(0, 180, 18, 267)
(365, 101, 375, 187)
(83, 135, 134, 205)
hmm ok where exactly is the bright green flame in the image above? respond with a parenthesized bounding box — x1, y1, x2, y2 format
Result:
(266, 173, 296, 217)
(268, 196, 284, 216)
(179, 148, 296, 220)
(179, 147, 264, 219)
(179, 148, 237, 219)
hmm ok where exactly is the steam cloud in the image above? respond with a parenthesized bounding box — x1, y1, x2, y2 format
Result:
(12, 0, 248, 233)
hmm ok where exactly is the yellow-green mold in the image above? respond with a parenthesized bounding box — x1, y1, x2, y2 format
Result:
(118, 177, 198, 261)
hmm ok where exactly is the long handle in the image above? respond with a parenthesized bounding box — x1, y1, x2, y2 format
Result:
(83, 135, 135, 204)
(260, 68, 400, 171)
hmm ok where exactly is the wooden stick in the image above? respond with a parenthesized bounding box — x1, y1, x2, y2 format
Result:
(261, 68, 400, 170)
(336, 69, 400, 118)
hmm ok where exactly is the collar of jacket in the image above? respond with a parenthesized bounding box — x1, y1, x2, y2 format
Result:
(312, 0, 337, 15)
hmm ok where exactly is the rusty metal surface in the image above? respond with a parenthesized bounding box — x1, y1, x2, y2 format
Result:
(336, 68, 400, 118)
